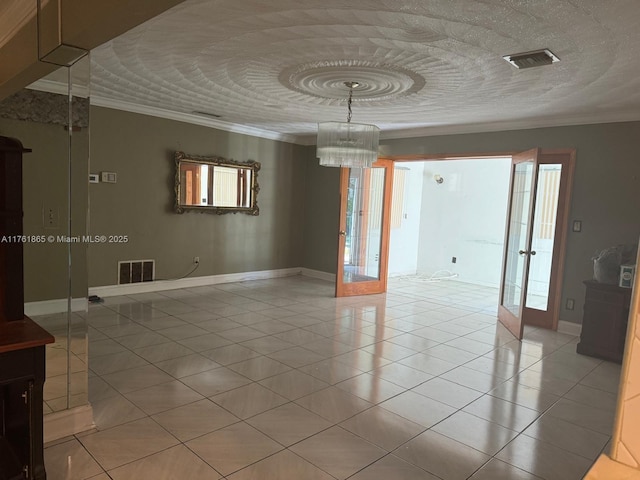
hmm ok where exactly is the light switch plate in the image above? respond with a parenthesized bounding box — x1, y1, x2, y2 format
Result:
(89, 173, 99, 183)
(101, 172, 117, 183)
(572, 220, 582, 232)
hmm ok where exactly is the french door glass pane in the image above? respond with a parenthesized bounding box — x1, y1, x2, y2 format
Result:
(525, 164, 562, 310)
(343, 167, 386, 284)
(502, 162, 534, 316)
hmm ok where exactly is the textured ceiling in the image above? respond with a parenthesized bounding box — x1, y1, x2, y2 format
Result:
(88, 0, 640, 143)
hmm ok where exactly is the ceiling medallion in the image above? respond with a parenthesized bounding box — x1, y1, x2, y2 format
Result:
(279, 60, 425, 102)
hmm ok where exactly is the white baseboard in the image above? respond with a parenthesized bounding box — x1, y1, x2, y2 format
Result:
(301, 268, 336, 283)
(89, 267, 305, 297)
(44, 404, 95, 443)
(388, 270, 418, 278)
(25, 298, 88, 316)
(557, 320, 582, 336)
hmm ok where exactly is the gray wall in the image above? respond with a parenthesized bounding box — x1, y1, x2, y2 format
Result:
(88, 107, 307, 287)
(301, 152, 341, 273)
(6, 96, 638, 328)
(303, 122, 640, 324)
(0, 116, 88, 302)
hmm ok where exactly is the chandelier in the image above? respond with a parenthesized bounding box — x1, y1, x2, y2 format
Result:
(316, 82, 380, 168)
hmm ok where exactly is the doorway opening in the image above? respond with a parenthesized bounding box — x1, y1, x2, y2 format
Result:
(387, 157, 511, 317)
(383, 150, 573, 337)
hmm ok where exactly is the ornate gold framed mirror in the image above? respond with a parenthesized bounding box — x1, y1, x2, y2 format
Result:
(174, 151, 260, 215)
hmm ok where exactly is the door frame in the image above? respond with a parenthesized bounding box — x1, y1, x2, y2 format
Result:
(385, 149, 576, 331)
(522, 149, 576, 330)
(335, 159, 394, 297)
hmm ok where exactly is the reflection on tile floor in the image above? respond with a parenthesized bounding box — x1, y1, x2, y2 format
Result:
(37, 314, 89, 413)
(44, 276, 620, 479)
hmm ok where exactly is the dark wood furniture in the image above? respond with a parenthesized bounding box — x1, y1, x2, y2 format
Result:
(1, 323, 52, 480)
(577, 280, 632, 363)
(0, 136, 54, 480)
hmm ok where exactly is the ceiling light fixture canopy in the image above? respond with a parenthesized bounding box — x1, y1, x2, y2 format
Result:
(317, 81, 380, 168)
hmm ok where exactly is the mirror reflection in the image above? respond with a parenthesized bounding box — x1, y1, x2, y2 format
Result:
(175, 151, 260, 215)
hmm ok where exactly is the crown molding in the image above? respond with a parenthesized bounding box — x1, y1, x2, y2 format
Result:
(228, 112, 640, 146)
(26, 78, 90, 98)
(91, 96, 301, 145)
(27, 79, 301, 145)
(377, 111, 640, 142)
(24, 79, 640, 146)
(231, 110, 640, 147)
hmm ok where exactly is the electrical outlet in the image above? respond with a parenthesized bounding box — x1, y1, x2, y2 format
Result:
(193, 256, 200, 264)
(43, 205, 59, 229)
(451, 257, 457, 264)
(566, 298, 575, 310)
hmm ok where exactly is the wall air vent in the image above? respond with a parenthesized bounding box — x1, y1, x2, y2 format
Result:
(503, 49, 560, 69)
(118, 260, 155, 284)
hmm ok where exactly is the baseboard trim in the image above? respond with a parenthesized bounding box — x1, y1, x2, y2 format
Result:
(89, 267, 304, 297)
(300, 268, 336, 283)
(24, 298, 88, 316)
(388, 270, 418, 278)
(44, 405, 95, 443)
(558, 319, 582, 336)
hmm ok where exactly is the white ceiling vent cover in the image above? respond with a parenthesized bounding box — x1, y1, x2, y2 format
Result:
(503, 49, 560, 69)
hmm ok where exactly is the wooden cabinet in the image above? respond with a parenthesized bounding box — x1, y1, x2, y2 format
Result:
(0, 136, 54, 479)
(0, 336, 50, 480)
(577, 280, 632, 363)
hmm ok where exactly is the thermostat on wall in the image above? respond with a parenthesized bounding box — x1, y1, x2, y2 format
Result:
(101, 172, 117, 183)
(89, 173, 100, 183)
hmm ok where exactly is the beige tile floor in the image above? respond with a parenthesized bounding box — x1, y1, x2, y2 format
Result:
(43, 276, 620, 479)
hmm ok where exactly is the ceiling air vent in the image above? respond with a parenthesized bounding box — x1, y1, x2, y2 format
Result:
(192, 110, 222, 118)
(503, 49, 560, 69)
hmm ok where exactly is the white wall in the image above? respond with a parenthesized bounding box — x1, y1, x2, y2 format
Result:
(388, 162, 424, 276)
(416, 158, 511, 287)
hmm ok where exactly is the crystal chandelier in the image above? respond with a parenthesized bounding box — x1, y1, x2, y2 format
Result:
(316, 82, 380, 168)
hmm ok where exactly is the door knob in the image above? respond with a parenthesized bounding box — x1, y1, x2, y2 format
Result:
(531, 251, 537, 256)
(519, 250, 529, 255)
(339, 231, 346, 236)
